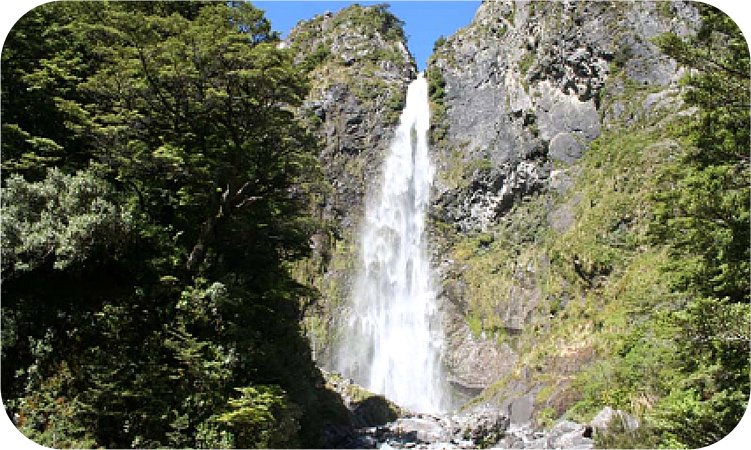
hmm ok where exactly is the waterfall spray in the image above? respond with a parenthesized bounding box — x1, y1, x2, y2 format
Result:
(336, 74, 448, 413)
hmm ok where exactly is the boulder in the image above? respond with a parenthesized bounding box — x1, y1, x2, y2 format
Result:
(538, 95, 600, 143)
(546, 420, 594, 449)
(590, 406, 639, 434)
(391, 416, 452, 444)
(507, 392, 535, 427)
(548, 204, 576, 234)
(548, 133, 584, 164)
(451, 406, 510, 446)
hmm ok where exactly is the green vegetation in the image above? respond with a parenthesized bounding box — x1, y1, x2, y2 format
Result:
(330, 3, 406, 42)
(287, 3, 409, 130)
(426, 65, 449, 147)
(640, 7, 749, 447)
(3, 2, 746, 449)
(441, 5, 748, 448)
(433, 35, 447, 53)
(283, 3, 414, 356)
(2, 2, 348, 447)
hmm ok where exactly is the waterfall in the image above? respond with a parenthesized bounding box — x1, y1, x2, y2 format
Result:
(337, 74, 448, 413)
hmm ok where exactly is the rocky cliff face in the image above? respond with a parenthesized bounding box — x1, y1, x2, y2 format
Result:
(291, 0, 706, 438)
(285, 4, 417, 363)
(425, 0, 700, 419)
(288, 5, 415, 206)
(428, 0, 697, 231)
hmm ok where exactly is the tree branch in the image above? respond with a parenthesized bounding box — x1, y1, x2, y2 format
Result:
(186, 183, 261, 274)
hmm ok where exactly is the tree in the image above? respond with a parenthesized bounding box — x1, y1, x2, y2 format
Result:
(656, 5, 750, 303)
(79, 2, 318, 277)
(1, 3, 96, 179)
(2, 2, 345, 447)
(647, 6, 751, 447)
(1, 168, 133, 276)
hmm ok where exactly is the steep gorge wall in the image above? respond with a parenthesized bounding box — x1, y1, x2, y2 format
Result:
(285, 4, 417, 365)
(428, 0, 697, 230)
(425, 0, 702, 424)
(289, 0, 705, 428)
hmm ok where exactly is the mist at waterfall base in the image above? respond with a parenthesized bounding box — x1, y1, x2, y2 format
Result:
(335, 75, 450, 414)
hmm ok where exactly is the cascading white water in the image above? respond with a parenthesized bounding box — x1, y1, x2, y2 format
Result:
(337, 74, 448, 413)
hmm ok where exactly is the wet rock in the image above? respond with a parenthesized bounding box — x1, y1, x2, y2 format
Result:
(339, 404, 515, 449)
(391, 416, 453, 444)
(496, 420, 597, 450)
(323, 371, 404, 428)
(546, 420, 594, 449)
(335, 392, 602, 450)
(452, 406, 510, 446)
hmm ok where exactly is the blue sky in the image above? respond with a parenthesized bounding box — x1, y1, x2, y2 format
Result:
(253, 1, 481, 70)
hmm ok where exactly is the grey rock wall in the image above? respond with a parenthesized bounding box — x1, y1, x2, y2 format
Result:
(428, 0, 698, 232)
(288, 5, 416, 234)
(290, 1, 702, 428)
(427, 0, 699, 398)
(286, 4, 418, 366)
